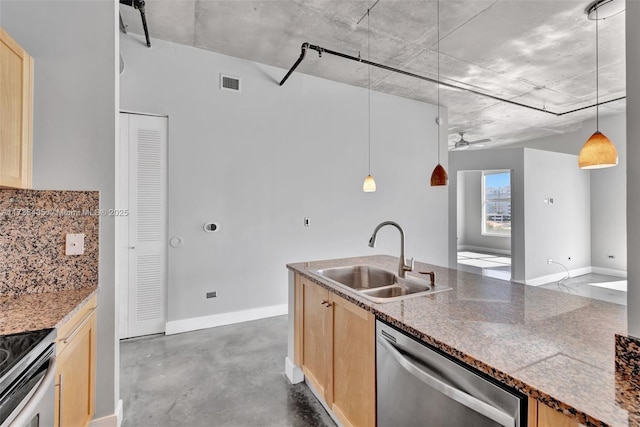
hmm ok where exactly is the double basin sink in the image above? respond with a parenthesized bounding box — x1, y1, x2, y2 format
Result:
(312, 265, 452, 303)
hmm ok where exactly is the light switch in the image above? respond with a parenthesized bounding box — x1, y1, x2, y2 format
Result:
(66, 233, 85, 255)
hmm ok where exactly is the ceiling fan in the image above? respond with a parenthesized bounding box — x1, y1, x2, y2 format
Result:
(452, 132, 491, 150)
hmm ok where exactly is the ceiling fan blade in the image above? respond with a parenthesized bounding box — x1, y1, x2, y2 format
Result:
(451, 143, 470, 151)
(468, 138, 491, 145)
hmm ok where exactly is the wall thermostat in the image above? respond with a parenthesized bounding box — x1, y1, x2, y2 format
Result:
(204, 222, 219, 233)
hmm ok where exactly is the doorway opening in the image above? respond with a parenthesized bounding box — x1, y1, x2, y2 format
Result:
(456, 170, 512, 281)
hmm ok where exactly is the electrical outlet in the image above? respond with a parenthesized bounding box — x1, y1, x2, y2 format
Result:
(304, 217, 310, 227)
(608, 255, 616, 259)
(65, 233, 85, 255)
(206, 291, 217, 299)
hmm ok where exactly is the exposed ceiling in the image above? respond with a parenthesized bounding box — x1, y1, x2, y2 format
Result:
(120, 0, 626, 150)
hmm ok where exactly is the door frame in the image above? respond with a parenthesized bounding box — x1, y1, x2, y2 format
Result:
(116, 111, 169, 339)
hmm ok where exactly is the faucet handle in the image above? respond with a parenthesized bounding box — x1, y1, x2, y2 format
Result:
(404, 257, 414, 271)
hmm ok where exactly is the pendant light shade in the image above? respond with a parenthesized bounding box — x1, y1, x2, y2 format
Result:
(363, 174, 377, 192)
(578, 131, 618, 169)
(578, 1, 617, 170)
(430, 0, 448, 187)
(362, 8, 376, 192)
(430, 164, 448, 186)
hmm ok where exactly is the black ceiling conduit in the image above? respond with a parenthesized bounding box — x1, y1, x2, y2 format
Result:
(120, 0, 151, 48)
(279, 42, 625, 117)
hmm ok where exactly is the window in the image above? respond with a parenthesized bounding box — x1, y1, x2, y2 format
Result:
(482, 171, 511, 236)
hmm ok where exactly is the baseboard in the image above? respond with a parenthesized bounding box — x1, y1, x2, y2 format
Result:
(591, 266, 627, 278)
(305, 378, 343, 427)
(285, 356, 304, 384)
(457, 245, 511, 256)
(165, 304, 288, 335)
(525, 267, 593, 287)
(90, 399, 123, 427)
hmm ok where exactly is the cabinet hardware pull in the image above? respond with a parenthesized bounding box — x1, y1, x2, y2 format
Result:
(57, 374, 63, 426)
(61, 307, 96, 344)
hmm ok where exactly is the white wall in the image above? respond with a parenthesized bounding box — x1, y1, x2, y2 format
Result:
(505, 113, 627, 273)
(627, 1, 640, 337)
(120, 34, 449, 325)
(523, 149, 591, 282)
(449, 148, 525, 282)
(589, 115, 626, 273)
(0, 0, 118, 421)
(456, 171, 466, 246)
(457, 170, 511, 254)
(450, 147, 591, 285)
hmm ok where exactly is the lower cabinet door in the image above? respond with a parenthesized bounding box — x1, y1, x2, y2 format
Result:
(302, 279, 333, 403)
(331, 294, 376, 427)
(56, 312, 96, 427)
(529, 397, 579, 427)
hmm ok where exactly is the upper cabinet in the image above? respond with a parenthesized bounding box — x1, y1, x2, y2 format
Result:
(0, 28, 33, 189)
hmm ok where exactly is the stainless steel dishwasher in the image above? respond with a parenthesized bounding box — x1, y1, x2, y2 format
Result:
(376, 321, 525, 427)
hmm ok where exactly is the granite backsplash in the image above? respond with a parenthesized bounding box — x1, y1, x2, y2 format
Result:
(0, 189, 99, 296)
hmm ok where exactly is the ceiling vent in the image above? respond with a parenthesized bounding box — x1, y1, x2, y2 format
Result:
(220, 74, 241, 92)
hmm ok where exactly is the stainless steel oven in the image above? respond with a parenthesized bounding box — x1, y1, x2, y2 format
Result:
(0, 329, 56, 427)
(377, 321, 526, 427)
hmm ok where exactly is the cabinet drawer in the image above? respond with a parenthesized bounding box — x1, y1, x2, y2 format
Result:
(56, 295, 97, 356)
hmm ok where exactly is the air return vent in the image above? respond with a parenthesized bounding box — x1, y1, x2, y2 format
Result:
(220, 74, 241, 92)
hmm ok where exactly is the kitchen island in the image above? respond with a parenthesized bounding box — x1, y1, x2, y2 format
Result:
(286, 255, 637, 427)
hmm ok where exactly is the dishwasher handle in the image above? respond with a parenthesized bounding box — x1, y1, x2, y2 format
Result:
(378, 335, 516, 427)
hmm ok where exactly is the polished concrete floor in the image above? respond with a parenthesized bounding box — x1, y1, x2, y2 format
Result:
(120, 316, 335, 427)
(457, 250, 512, 281)
(538, 273, 627, 305)
(456, 251, 627, 305)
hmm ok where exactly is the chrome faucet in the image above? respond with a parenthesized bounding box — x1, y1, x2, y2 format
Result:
(368, 221, 414, 278)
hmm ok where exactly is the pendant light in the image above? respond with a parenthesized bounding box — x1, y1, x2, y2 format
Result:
(430, 0, 448, 186)
(363, 7, 377, 192)
(578, 3, 618, 169)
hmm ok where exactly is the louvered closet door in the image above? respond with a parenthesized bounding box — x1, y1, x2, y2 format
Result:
(126, 113, 167, 338)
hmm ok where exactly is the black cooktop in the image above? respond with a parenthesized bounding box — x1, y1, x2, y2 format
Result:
(0, 329, 55, 382)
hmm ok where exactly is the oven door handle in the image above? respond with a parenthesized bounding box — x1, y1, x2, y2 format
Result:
(5, 358, 57, 427)
(378, 336, 516, 427)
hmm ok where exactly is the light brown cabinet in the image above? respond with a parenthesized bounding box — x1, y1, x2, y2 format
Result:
(301, 278, 333, 403)
(295, 274, 376, 427)
(528, 397, 580, 427)
(331, 292, 375, 427)
(55, 296, 97, 427)
(0, 27, 33, 189)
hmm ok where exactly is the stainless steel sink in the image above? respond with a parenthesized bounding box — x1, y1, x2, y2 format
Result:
(314, 265, 396, 291)
(312, 265, 452, 303)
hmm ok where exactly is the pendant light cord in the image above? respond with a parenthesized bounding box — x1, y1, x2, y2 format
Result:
(367, 7, 372, 176)
(436, 0, 440, 163)
(596, 7, 600, 131)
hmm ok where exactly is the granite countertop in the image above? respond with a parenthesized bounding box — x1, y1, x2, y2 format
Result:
(288, 255, 634, 427)
(0, 286, 98, 335)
